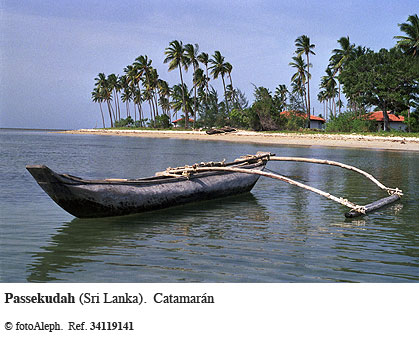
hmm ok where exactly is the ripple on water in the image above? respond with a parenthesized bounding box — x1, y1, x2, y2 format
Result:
(1, 130, 418, 282)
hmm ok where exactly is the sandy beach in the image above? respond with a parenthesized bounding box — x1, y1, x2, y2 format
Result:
(59, 129, 419, 151)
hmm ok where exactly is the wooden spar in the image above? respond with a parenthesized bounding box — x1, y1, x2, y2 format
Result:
(162, 154, 403, 216)
(345, 194, 401, 218)
(163, 166, 367, 214)
(269, 156, 402, 196)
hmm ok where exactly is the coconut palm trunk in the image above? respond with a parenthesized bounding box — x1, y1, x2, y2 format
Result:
(338, 81, 341, 114)
(221, 75, 229, 115)
(306, 52, 311, 126)
(99, 102, 105, 128)
(178, 64, 188, 128)
(205, 64, 209, 96)
(193, 84, 197, 128)
(106, 101, 114, 127)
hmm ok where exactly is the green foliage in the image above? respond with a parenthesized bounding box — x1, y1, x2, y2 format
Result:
(251, 86, 282, 130)
(198, 87, 227, 128)
(246, 85, 311, 131)
(403, 108, 419, 132)
(154, 114, 171, 128)
(228, 109, 248, 128)
(394, 14, 419, 57)
(114, 116, 134, 128)
(340, 48, 419, 130)
(243, 108, 262, 131)
(283, 112, 306, 130)
(325, 112, 376, 133)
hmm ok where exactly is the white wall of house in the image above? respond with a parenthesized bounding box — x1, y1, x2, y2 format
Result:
(310, 120, 324, 129)
(389, 122, 407, 131)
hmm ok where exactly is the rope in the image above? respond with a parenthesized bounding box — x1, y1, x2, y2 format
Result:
(162, 166, 367, 213)
(157, 153, 403, 214)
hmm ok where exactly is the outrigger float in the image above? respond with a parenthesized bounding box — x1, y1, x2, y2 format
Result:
(26, 152, 403, 219)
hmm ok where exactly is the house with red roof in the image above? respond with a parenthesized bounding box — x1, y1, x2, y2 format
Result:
(280, 111, 326, 129)
(366, 111, 406, 131)
(172, 117, 195, 127)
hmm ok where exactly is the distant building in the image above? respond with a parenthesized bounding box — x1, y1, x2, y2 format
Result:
(366, 111, 406, 131)
(172, 117, 195, 128)
(280, 111, 326, 129)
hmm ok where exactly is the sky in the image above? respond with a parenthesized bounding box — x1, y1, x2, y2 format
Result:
(1, 0, 417, 129)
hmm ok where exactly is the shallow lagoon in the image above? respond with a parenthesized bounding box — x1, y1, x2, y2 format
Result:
(1, 129, 418, 282)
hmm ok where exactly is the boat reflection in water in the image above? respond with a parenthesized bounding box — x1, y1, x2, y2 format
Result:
(26, 193, 270, 282)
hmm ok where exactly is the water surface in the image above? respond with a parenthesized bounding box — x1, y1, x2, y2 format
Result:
(1, 129, 418, 282)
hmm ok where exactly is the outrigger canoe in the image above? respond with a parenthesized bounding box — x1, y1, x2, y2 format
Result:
(27, 152, 403, 219)
(26, 153, 270, 218)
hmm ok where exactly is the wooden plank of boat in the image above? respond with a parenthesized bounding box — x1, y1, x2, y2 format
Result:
(26, 153, 270, 218)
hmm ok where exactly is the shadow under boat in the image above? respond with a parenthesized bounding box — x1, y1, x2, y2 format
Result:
(26, 192, 269, 282)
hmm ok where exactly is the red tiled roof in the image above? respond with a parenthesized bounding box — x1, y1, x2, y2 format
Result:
(280, 111, 326, 122)
(172, 118, 194, 123)
(366, 111, 405, 122)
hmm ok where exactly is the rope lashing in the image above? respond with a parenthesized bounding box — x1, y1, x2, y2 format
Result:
(162, 165, 367, 213)
(156, 154, 402, 214)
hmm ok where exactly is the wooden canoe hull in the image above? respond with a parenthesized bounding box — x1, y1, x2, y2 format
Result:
(26, 161, 266, 218)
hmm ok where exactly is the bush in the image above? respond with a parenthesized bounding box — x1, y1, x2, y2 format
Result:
(325, 112, 376, 132)
(228, 109, 248, 129)
(404, 108, 419, 132)
(282, 111, 306, 130)
(114, 116, 134, 128)
(154, 114, 171, 129)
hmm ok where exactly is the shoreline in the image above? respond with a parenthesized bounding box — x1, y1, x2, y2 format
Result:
(57, 129, 419, 151)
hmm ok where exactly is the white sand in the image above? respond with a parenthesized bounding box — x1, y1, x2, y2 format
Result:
(57, 129, 419, 151)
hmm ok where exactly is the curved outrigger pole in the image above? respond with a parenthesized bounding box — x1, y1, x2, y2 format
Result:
(160, 152, 403, 218)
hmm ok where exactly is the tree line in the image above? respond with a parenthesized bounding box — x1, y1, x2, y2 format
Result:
(92, 41, 238, 129)
(92, 14, 419, 132)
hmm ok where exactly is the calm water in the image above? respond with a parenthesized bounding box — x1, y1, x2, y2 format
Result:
(1, 129, 418, 282)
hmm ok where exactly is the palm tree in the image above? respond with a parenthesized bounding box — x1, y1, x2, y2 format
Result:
(157, 79, 171, 118)
(171, 83, 193, 122)
(185, 43, 200, 128)
(91, 88, 106, 128)
(320, 67, 338, 117)
(164, 40, 190, 127)
(149, 67, 160, 122)
(317, 90, 328, 118)
(193, 68, 207, 93)
(134, 55, 155, 123)
(94, 73, 114, 127)
(124, 64, 143, 122)
(209, 50, 230, 114)
(330, 36, 355, 114)
(197, 52, 210, 96)
(225, 62, 237, 106)
(143, 86, 155, 125)
(119, 75, 132, 119)
(133, 89, 144, 126)
(107, 74, 121, 121)
(289, 56, 309, 115)
(134, 55, 152, 83)
(295, 35, 315, 126)
(394, 14, 419, 57)
(274, 84, 288, 111)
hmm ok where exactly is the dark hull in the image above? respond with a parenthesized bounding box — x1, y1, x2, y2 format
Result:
(26, 161, 266, 218)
